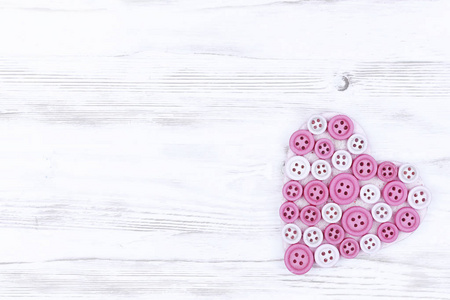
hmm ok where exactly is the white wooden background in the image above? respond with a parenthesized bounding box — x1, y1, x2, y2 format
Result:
(0, 0, 449, 299)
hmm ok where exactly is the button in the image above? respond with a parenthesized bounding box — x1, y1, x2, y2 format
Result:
(285, 156, 310, 180)
(342, 207, 373, 237)
(395, 207, 420, 232)
(359, 184, 381, 204)
(371, 203, 393, 223)
(300, 205, 321, 226)
(329, 173, 360, 205)
(314, 244, 340, 268)
(408, 186, 432, 210)
(377, 161, 397, 182)
(289, 130, 315, 155)
(347, 134, 368, 155)
(284, 244, 314, 275)
(352, 154, 378, 181)
(282, 181, 303, 202)
(303, 226, 323, 248)
(328, 115, 354, 140)
(311, 160, 332, 181)
(398, 164, 419, 184)
(314, 138, 334, 159)
(321, 203, 342, 223)
(304, 180, 329, 206)
(339, 238, 360, 259)
(307, 115, 327, 135)
(279, 202, 299, 223)
(324, 224, 345, 245)
(382, 180, 407, 206)
(331, 150, 352, 171)
(360, 234, 381, 254)
(282, 223, 302, 244)
(377, 222, 399, 243)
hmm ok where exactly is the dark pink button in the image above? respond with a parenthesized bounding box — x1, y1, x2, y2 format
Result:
(382, 181, 407, 206)
(300, 205, 321, 226)
(377, 222, 399, 243)
(282, 181, 303, 202)
(314, 138, 335, 159)
(377, 161, 398, 182)
(284, 244, 314, 275)
(324, 224, 345, 245)
(342, 207, 373, 237)
(329, 173, 359, 205)
(280, 202, 299, 223)
(328, 115, 354, 140)
(339, 238, 360, 259)
(304, 180, 329, 206)
(352, 154, 378, 181)
(395, 207, 420, 232)
(289, 130, 315, 155)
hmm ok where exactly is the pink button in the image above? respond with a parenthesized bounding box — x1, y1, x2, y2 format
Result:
(304, 180, 329, 206)
(352, 154, 378, 181)
(328, 115, 354, 140)
(300, 205, 321, 226)
(377, 222, 399, 243)
(377, 161, 397, 182)
(342, 207, 373, 237)
(382, 181, 407, 206)
(289, 130, 315, 155)
(284, 244, 314, 275)
(324, 224, 345, 245)
(279, 202, 299, 223)
(314, 138, 335, 159)
(395, 207, 420, 232)
(339, 238, 360, 259)
(282, 181, 303, 202)
(329, 173, 359, 205)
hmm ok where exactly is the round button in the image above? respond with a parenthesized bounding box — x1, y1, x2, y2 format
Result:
(408, 186, 432, 210)
(329, 173, 360, 205)
(360, 234, 381, 254)
(395, 207, 420, 232)
(282, 223, 302, 244)
(398, 164, 419, 184)
(339, 238, 360, 259)
(279, 202, 299, 223)
(331, 150, 352, 171)
(371, 203, 393, 223)
(314, 138, 335, 159)
(359, 184, 381, 204)
(285, 156, 311, 180)
(289, 130, 315, 155)
(342, 207, 373, 237)
(382, 181, 407, 206)
(284, 244, 314, 275)
(347, 134, 368, 155)
(321, 203, 342, 223)
(303, 226, 323, 248)
(324, 224, 345, 245)
(300, 205, 321, 226)
(352, 154, 378, 181)
(328, 115, 354, 140)
(311, 160, 332, 181)
(314, 244, 340, 268)
(304, 180, 329, 206)
(307, 115, 327, 135)
(377, 161, 397, 182)
(282, 181, 303, 202)
(377, 222, 399, 243)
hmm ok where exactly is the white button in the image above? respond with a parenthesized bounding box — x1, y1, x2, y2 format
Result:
(321, 203, 342, 223)
(282, 223, 302, 244)
(331, 150, 352, 171)
(311, 160, 332, 181)
(314, 244, 340, 268)
(408, 186, 432, 210)
(285, 156, 311, 180)
(347, 134, 368, 155)
(307, 115, 327, 135)
(398, 164, 419, 184)
(371, 203, 393, 223)
(360, 234, 381, 254)
(359, 184, 381, 204)
(303, 226, 323, 248)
